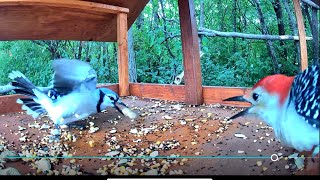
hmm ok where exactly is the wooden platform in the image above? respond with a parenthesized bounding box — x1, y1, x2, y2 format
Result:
(0, 0, 148, 42)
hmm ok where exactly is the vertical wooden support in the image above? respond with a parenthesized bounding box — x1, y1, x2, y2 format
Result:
(178, 0, 203, 105)
(117, 12, 130, 96)
(293, 0, 308, 71)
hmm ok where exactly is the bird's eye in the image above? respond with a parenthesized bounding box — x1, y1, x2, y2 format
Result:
(252, 93, 259, 101)
(109, 96, 115, 101)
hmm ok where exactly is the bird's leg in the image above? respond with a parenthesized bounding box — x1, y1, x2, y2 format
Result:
(48, 124, 61, 142)
(54, 124, 61, 139)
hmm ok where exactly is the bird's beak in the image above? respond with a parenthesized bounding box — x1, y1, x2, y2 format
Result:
(223, 95, 252, 120)
(113, 99, 128, 115)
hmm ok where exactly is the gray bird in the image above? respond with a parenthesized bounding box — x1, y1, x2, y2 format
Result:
(8, 58, 131, 125)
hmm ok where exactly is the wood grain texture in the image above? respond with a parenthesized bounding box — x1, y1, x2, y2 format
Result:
(178, 0, 203, 105)
(0, 0, 148, 42)
(293, 0, 308, 71)
(97, 83, 119, 94)
(0, 0, 129, 13)
(82, 0, 149, 29)
(130, 83, 186, 102)
(0, 94, 24, 114)
(117, 13, 130, 96)
(130, 83, 251, 107)
(203, 86, 251, 107)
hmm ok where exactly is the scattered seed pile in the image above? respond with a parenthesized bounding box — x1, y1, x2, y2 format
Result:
(0, 96, 316, 175)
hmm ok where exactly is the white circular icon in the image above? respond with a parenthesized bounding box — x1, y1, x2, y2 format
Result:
(270, 154, 279, 161)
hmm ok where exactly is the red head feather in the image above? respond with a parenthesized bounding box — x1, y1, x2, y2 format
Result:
(252, 74, 295, 105)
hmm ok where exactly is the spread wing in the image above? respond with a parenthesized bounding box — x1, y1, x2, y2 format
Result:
(291, 65, 320, 129)
(52, 58, 97, 94)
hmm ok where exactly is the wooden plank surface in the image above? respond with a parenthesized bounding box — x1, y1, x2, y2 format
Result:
(97, 83, 119, 94)
(0, 0, 129, 13)
(203, 86, 251, 107)
(178, 0, 203, 105)
(130, 83, 186, 102)
(293, 0, 308, 71)
(117, 12, 130, 96)
(130, 83, 251, 107)
(0, 94, 24, 114)
(0, 0, 147, 42)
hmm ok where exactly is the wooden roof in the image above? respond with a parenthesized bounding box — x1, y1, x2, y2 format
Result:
(0, 0, 149, 42)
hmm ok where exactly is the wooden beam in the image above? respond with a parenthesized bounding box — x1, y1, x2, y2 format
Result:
(117, 12, 130, 96)
(293, 0, 308, 71)
(178, 0, 203, 105)
(203, 86, 251, 107)
(129, 83, 250, 107)
(0, 0, 130, 41)
(130, 83, 185, 102)
(97, 83, 119, 94)
(0, 0, 129, 14)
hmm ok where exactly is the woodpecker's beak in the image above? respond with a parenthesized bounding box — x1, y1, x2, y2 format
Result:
(223, 95, 252, 120)
(113, 99, 128, 115)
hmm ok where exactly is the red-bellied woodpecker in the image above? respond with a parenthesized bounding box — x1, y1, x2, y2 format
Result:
(224, 65, 319, 157)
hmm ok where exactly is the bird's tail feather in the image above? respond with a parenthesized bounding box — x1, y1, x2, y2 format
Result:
(9, 71, 37, 97)
(17, 98, 47, 118)
(9, 71, 50, 118)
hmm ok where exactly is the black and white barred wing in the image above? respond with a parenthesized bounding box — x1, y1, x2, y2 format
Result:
(291, 65, 320, 129)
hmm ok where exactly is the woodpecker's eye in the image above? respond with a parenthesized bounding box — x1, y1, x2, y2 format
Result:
(252, 93, 259, 101)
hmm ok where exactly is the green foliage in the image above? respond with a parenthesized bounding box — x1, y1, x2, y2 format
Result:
(0, 41, 52, 86)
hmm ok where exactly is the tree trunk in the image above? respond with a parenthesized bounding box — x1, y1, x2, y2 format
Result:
(311, 7, 319, 65)
(128, 28, 137, 83)
(199, 0, 204, 51)
(100, 43, 109, 79)
(252, 0, 280, 74)
(302, 3, 319, 65)
(302, 4, 312, 29)
(85, 42, 90, 62)
(159, 0, 176, 59)
(232, 0, 238, 53)
(272, 0, 288, 59)
(217, 1, 226, 31)
(151, 0, 159, 30)
(77, 41, 83, 60)
(281, 0, 301, 69)
(136, 13, 144, 30)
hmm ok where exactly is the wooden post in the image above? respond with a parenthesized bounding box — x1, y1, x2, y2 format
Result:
(178, 0, 203, 105)
(293, 0, 308, 71)
(117, 12, 130, 96)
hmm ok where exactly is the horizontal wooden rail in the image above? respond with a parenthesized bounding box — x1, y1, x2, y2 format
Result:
(129, 83, 251, 107)
(0, 83, 251, 114)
